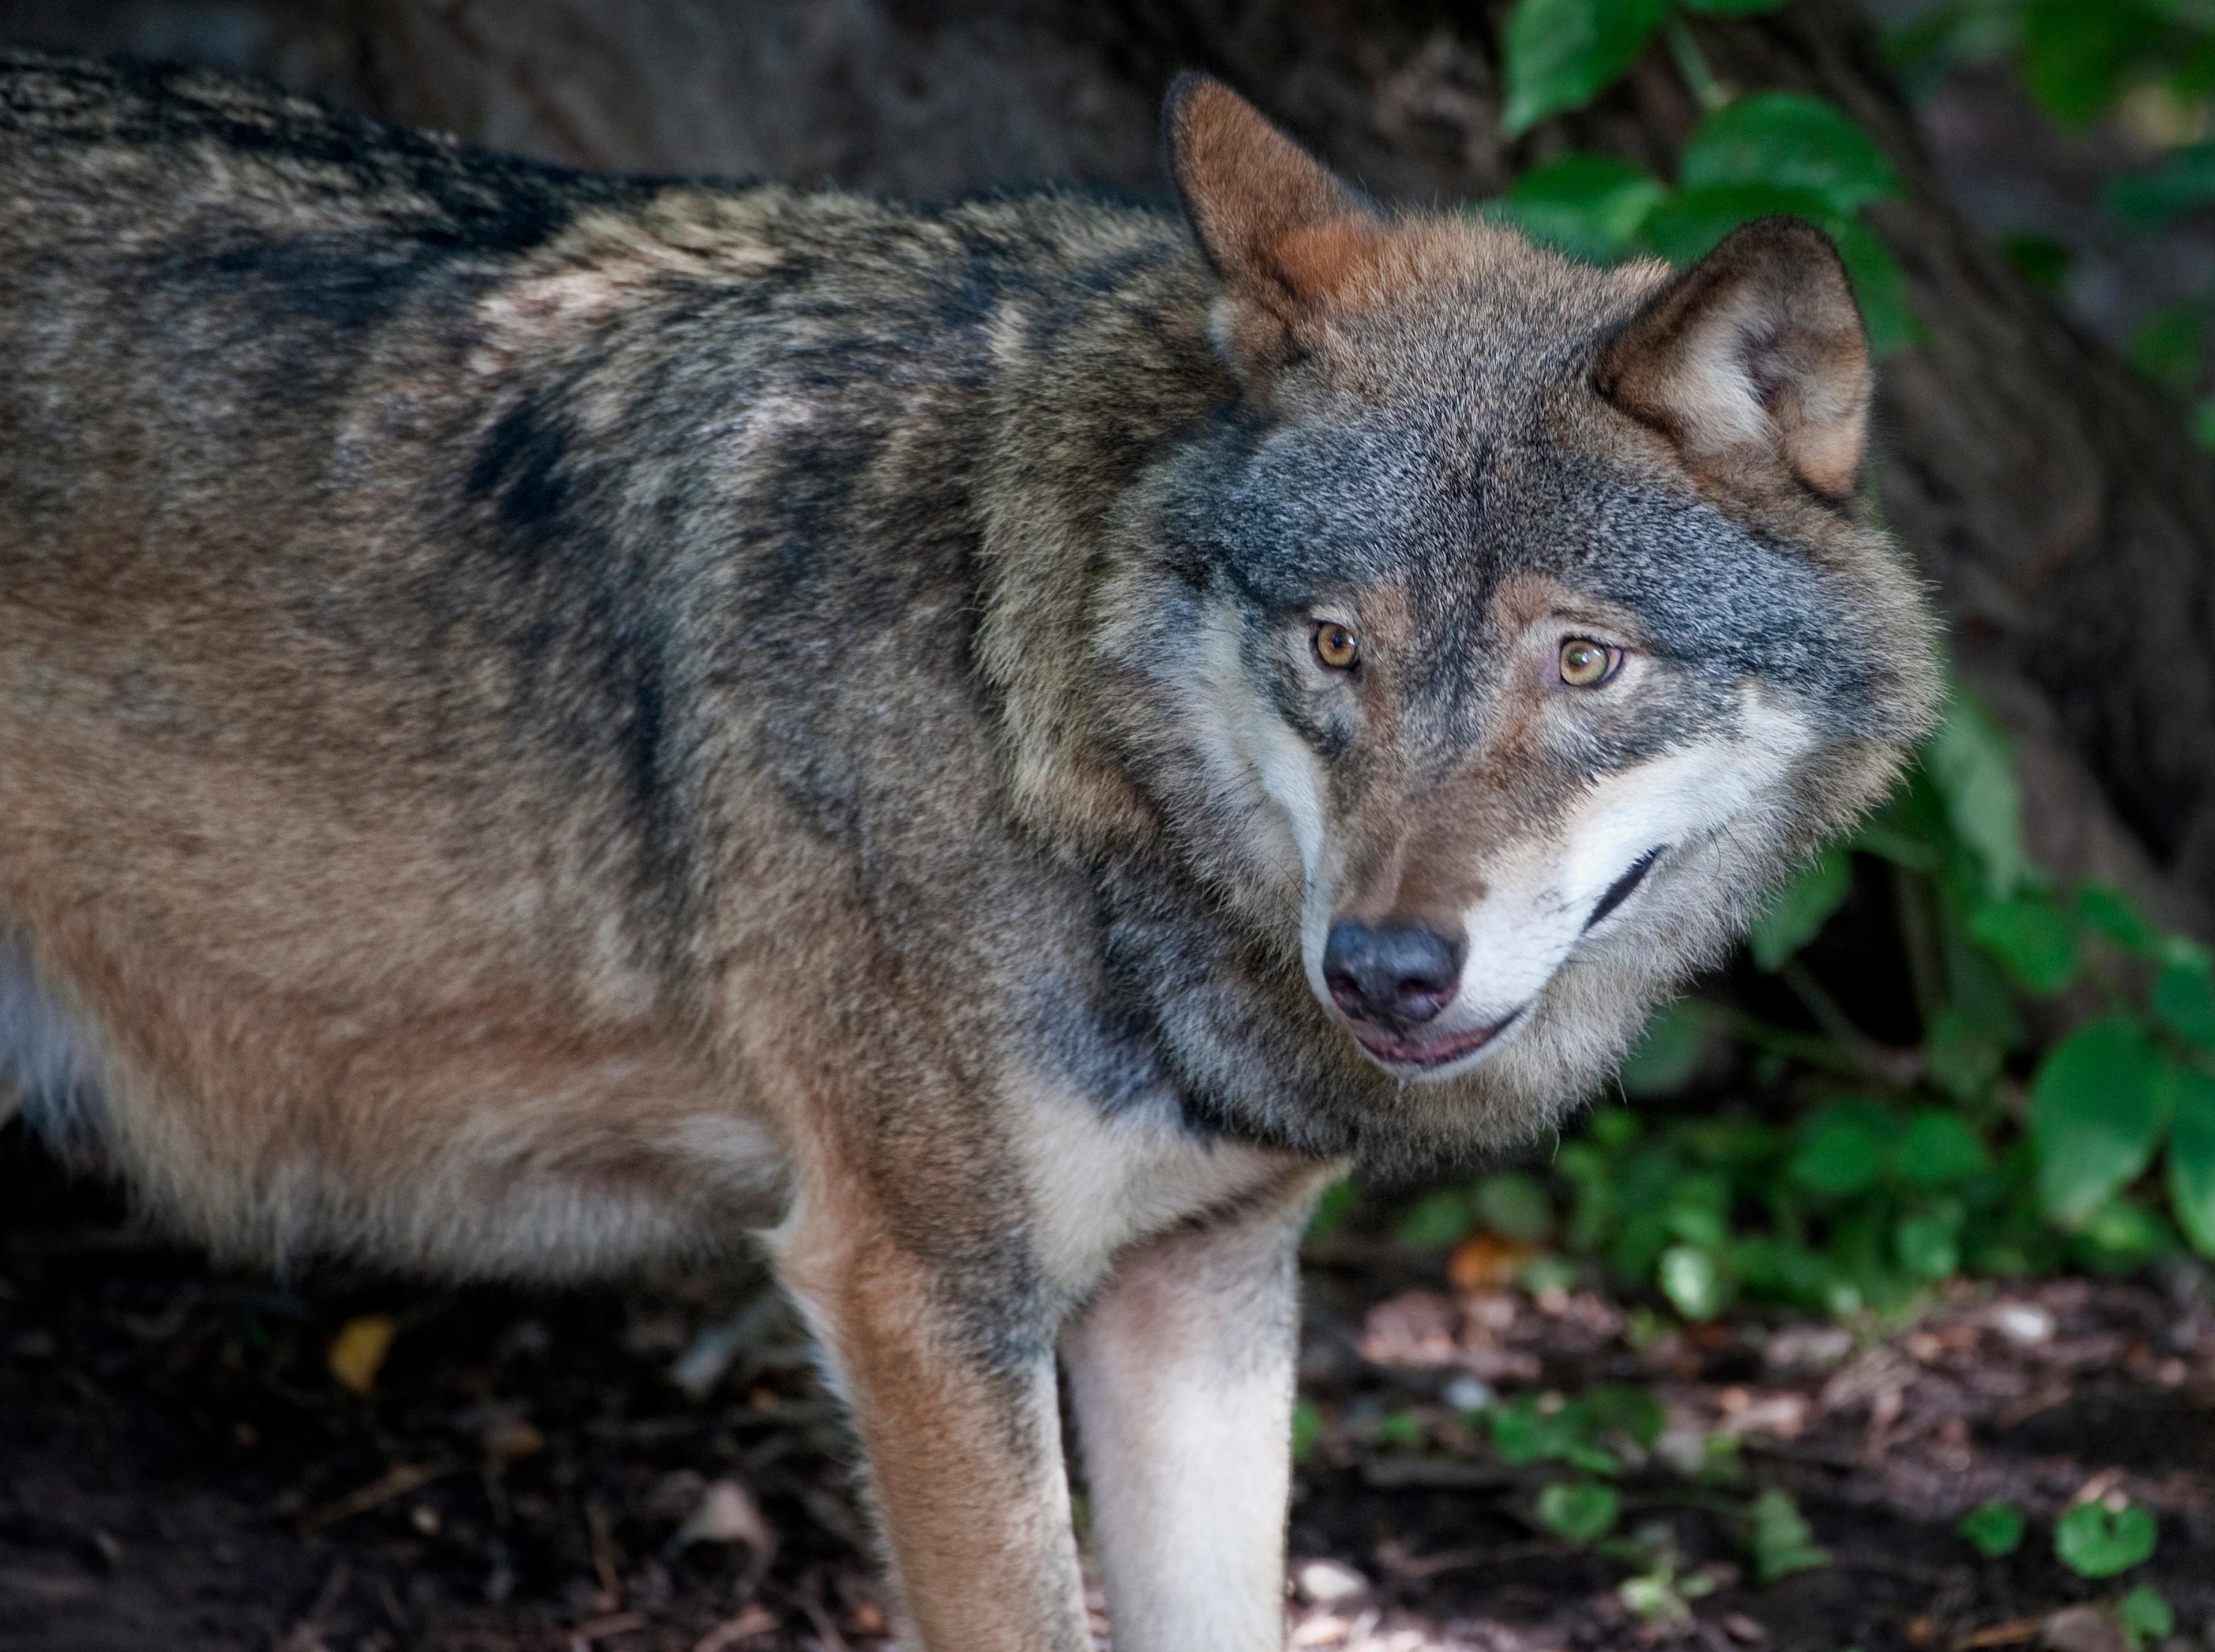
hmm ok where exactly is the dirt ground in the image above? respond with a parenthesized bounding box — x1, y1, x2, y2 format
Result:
(4, 1126, 2212, 1652)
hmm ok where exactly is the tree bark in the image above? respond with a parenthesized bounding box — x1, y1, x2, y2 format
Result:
(5, 0, 2209, 928)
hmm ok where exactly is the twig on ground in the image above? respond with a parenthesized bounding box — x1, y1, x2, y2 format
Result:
(293, 1459, 461, 1534)
(692, 1604, 780, 1652)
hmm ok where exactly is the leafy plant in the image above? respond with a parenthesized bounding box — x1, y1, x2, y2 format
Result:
(2054, 1499, 2160, 1578)
(1612, 1525, 1722, 1623)
(1489, 1386, 1661, 1474)
(1746, 1488, 1830, 1582)
(1370, 1406, 1429, 1452)
(1537, 1480, 1623, 1542)
(1958, 1500, 2026, 1557)
(2119, 1584, 2176, 1650)
(1541, 682, 2215, 1315)
(1502, 0, 1672, 136)
(1491, 0, 1922, 351)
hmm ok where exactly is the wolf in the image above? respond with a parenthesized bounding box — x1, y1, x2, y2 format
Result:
(0, 49, 1939, 1650)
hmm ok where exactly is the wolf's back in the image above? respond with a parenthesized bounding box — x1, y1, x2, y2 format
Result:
(0, 50, 1221, 1269)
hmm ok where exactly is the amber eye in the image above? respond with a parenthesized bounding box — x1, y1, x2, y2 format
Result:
(1558, 637, 1618, 687)
(1313, 622, 1360, 671)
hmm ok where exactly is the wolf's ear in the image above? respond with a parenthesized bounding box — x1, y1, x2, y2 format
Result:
(1164, 74, 1384, 367)
(1597, 217, 1872, 502)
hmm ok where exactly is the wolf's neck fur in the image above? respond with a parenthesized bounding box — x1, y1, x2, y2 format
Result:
(970, 217, 1232, 863)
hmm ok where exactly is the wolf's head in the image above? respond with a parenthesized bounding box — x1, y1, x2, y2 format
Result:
(989, 80, 1942, 1163)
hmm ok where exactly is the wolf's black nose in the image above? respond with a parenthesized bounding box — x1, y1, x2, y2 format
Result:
(1323, 919, 1465, 1026)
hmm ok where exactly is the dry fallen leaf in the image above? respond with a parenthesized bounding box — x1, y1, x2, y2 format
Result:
(1448, 1232, 1537, 1293)
(673, 1476, 778, 1579)
(326, 1315, 396, 1395)
(2038, 1606, 2126, 1652)
(482, 1415, 545, 1467)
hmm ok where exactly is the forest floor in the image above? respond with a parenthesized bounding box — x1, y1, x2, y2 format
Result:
(4, 1127, 2212, 1652)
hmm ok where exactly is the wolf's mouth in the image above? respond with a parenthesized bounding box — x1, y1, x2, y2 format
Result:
(1350, 1007, 1524, 1073)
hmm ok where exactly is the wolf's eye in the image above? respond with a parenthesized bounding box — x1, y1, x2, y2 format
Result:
(1559, 638, 1619, 687)
(1313, 622, 1360, 671)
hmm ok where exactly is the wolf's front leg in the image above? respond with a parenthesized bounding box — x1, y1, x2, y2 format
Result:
(768, 1191, 1091, 1652)
(1063, 1173, 1330, 1652)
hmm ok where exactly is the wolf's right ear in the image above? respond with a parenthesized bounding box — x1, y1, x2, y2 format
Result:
(1164, 74, 1384, 376)
(1597, 217, 1872, 502)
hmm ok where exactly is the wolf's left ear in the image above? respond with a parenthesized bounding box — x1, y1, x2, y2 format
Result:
(1597, 217, 1872, 502)
(1164, 74, 1384, 370)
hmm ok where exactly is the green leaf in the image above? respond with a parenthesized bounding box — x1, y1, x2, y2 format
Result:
(1537, 1480, 1622, 1543)
(1925, 1008, 2006, 1103)
(1678, 0, 1790, 12)
(2053, 1500, 2158, 1578)
(1492, 1395, 1613, 1471)
(1893, 1109, 1992, 1188)
(1494, 153, 1668, 263)
(1657, 1244, 1728, 1319)
(1700, 1430, 1745, 1485)
(1748, 1488, 1830, 1582)
(2119, 1584, 2176, 1649)
(1640, 181, 1837, 266)
(1678, 92, 1900, 215)
(1393, 1188, 1476, 1251)
(1590, 1106, 1641, 1148)
(2108, 142, 2215, 228)
(1751, 847, 1853, 971)
(1924, 693, 2030, 899)
(2031, 1017, 2172, 1228)
(1519, 1253, 1582, 1296)
(1957, 1500, 2025, 1559)
(1894, 1211, 1960, 1281)
(1619, 1571, 1692, 1624)
(1850, 798, 1941, 870)
(2166, 1067, 2215, 1259)
(2128, 303, 2206, 396)
(1664, 1172, 1732, 1249)
(1490, 1399, 1560, 1463)
(1476, 1172, 1556, 1242)
(2075, 1196, 2173, 1272)
(1501, 0, 1668, 136)
(1620, 1000, 1708, 1096)
(2153, 960, 2215, 1047)
(2020, 0, 2166, 125)
(2161, 933, 2215, 973)
(1305, 1177, 1358, 1242)
(1969, 893, 2079, 994)
(2077, 883, 2160, 955)
(1789, 1105, 1890, 1197)
(1371, 1407, 1426, 1451)
(1683, 1117, 1782, 1171)
(1292, 1398, 1324, 1465)
(1733, 1234, 1854, 1313)
(2198, 395, 2215, 450)
(2177, 33, 2215, 102)
(1585, 1384, 1666, 1448)
(1998, 231, 2073, 296)
(1829, 216, 1925, 358)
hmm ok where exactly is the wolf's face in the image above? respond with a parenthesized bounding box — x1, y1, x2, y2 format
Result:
(1091, 81, 1939, 1154)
